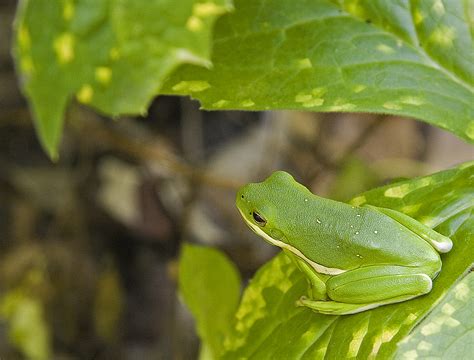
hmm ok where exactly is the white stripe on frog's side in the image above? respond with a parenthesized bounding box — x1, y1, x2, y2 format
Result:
(240, 210, 346, 275)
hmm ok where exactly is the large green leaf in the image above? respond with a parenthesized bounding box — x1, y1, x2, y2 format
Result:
(179, 243, 241, 359)
(396, 272, 474, 360)
(163, 0, 474, 143)
(14, 0, 474, 159)
(221, 161, 474, 359)
(14, 0, 232, 158)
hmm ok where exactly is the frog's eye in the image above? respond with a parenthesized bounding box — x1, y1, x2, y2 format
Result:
(252, 211, 267, 226)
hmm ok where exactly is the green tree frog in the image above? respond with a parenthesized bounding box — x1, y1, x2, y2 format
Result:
(236, 171, 453, 315)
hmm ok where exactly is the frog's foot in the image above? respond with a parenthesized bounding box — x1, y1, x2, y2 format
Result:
(297, 294, 416, 315)
(297, 296, 377, 315)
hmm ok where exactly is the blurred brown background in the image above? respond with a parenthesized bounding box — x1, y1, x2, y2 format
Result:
(0, 1, 473, 359)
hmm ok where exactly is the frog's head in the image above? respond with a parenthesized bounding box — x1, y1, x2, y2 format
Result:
(236, 171, 308, 246)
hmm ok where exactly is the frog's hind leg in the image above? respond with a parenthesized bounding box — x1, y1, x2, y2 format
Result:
(365, 205, 453, 253)
(298, 265, 432, 315)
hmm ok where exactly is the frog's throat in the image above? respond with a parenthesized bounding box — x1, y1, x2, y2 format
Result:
(240, 211, 345, 275)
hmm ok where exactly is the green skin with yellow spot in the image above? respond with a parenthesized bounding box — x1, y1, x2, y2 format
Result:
(236, 171, 453, 315)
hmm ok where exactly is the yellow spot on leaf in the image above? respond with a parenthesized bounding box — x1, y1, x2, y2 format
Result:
(316, 346, 328, 358)
(231, 255, 292, 347)
(400, 96, 424, 106)
(414, 10, 425, 25)
(347, 320, 368, 358)
(421, 322, 441, 336)
(384, 183, 411, 198)
(353, 84, 366, 93)
(295, 93, 312, 103)
(377, 44, 395, 54)
(454, 282, 470, 301)
(295, 89, 326, 108)
(430, 26, 456, 47)
(95, 67, 112, 85)
(241, 99, 255, 107)
(368, 334, 383, 360)
(194, 2, 228, 17)
(63, 0, 75, 21)
(404, 313, 418, 325)
(18, 25, 31, 50)
(416, 177, 433, 188)
(312, 87, 326, 97)
(383, 102, 402, 110)
(351, 196, 366, 206)
(53, 33, 75, 64)
(20, 57, 34, 75)
(417, 340, 432, 351)
(328, 102, 356, 111)
(432, 0, 445, 16)
(401, 204, 421, 215)
(172, 80, 210, 92)
(297, 58, 312, 69)
(402, 350, 418, 360)
(186, 16, 203, 32)
(77, 84, 93, 104)
(445, 317, 460, 327)
(109, 47, 120, 60)
(346, 1, 368, 18)
(381, 326, 400, 343)
(212, 99, 230, 108)
(466, 121, 474, 140)
(302, 98, 324, 107)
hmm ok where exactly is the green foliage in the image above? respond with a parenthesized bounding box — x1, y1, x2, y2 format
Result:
(14, 0, 232, 158)
(178, 161, 472, 359)
(396, 272, 474, 360)
(178, 243, 241, 359)
(14, 0, 474, 158)
(164, 0, 474, 142)
(0, 290, 51, 360)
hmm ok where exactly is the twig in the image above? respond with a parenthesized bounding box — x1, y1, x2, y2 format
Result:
(309, 114, 386, 180)
(71, 113, 242, 190)
(337, 114, 385, 164)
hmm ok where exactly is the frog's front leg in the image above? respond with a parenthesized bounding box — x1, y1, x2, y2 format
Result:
(298, 265, 433, 315)
(283, 250, 329, 301)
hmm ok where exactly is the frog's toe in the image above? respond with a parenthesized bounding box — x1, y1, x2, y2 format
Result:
(296, 296, 308, 307)
(297, 297, 379, 315)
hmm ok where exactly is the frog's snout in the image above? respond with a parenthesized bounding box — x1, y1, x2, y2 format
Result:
(236, 187, 245, 204)
(236, 185, 250, 213)
(236, 183, 252, 203)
